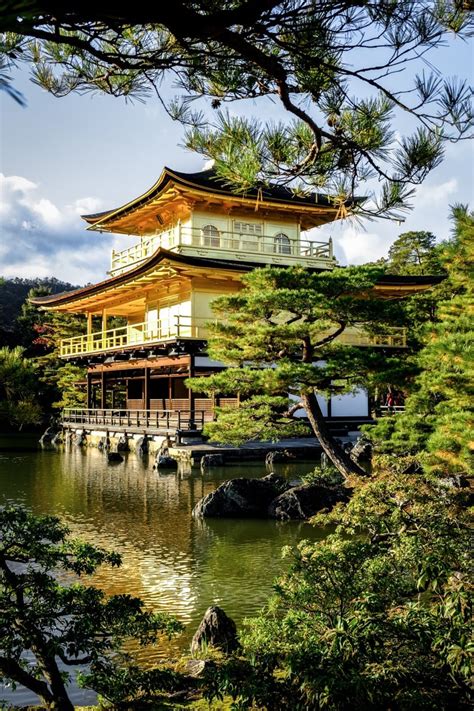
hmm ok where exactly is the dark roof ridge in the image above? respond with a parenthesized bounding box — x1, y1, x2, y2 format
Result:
(81, 165, 365, 224)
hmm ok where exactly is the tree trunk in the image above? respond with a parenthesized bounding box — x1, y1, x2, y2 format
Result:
(0, 655, 55, 707)
(47, 676, 75, 711)
(41, 660, 75, 711)
(301, 391, 365, 479)
(30, 644, 75, 711)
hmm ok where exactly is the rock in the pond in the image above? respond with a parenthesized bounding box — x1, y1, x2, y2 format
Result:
(200, 453, 225, 472)
(74, 430, 88, 447)
(135, 435, 149, 456)
(265, 449, 296, 468)
(39, 421, 62, 447)
(117, 435, 129, 452)
(155, 455, 178, 470)
(268, 483, 350, 521)
(107, 452, 124, 464)
(190, 606, 239, 655)
(192, 474, 289, 518)
(183, 659, 208, 678)
(97, 436, 110, 451)
(50, 431, 63, 446)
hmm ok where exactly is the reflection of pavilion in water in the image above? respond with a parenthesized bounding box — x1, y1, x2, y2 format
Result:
(29, 447, 319, 655)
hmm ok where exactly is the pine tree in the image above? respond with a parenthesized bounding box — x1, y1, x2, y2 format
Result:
(0, 506, 182, 709)
(385, 231, 444, 276)
(1, 2, 472, 218)
(0, 346, 43, 430)
(189, 265, 413, 479)
(368, 205, 474, 476)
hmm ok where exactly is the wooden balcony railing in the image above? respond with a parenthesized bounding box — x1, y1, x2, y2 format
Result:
(60, 317, 407, 357)
(62, 408, 211, 430)
(330, 327, 407, 348)
(110, 225, 334, 275)
(60, 316, 209, 357)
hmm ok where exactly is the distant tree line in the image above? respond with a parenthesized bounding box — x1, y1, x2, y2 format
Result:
(0, 277, 86, 431)
(0, 277, 77, 348)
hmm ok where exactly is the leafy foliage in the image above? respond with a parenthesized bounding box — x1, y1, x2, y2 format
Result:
(1, 2, 472, 217)
(189, 264, 415, 477)
(204, 470, 472, 710)
(366, 205, 474, 476)
(0, 506, 183, 709)
(0, 277, 76, 345)
(0, 345, 43, 429)
(384, 231, 445, 276)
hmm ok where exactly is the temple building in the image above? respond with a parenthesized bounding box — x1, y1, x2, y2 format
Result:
(32, 167, 438, 439)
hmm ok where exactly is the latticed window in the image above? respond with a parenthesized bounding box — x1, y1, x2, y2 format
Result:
(201, 224, 220, 247)
(274, 233, 291, 254)
(233, 221, 263, 236)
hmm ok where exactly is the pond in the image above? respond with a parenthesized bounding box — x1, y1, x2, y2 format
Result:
(0, 434, 325, 706)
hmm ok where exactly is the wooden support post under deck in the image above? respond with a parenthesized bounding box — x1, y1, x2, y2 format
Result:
(100, 371, 106, 410)
(86, 372, 92, 409)
(188, 354, 195, 428)
(144, 365, 150, 411)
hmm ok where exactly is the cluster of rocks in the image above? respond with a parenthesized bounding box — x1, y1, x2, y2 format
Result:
(39, 420, 63, 447)
(192, 472, 350, 521)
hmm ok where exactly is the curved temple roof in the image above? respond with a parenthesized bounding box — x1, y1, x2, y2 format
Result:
(82, 167, 364, 233)
(30, 247, 444, 311)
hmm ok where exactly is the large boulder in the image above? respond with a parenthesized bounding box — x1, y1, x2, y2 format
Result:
(190, 606, 239, 655)
(268, 483, 350, 521)
(193, 473, 289, 518)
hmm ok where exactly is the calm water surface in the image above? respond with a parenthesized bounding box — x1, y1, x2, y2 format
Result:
(0, 435, 324, 706)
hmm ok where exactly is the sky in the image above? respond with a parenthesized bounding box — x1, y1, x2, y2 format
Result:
(0, 31, 473, 286)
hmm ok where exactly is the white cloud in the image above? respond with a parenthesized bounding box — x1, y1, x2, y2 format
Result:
(332, 225, 393, 265)
(414, 178, 458, 207)
(0, 173, 134, 284)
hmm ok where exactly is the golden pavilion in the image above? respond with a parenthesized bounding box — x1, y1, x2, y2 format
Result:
(32, 167, 439, 437)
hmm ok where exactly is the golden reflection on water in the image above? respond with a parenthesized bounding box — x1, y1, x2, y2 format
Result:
(0, 441, 324, 667)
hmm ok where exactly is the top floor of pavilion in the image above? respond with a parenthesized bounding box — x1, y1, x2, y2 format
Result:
(31, 166, 444, 361)
(83, 166, 356, 275)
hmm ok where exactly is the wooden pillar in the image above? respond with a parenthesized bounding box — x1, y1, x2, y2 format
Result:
(144, 366, 150, 411)
(86, 312, 93, 351)
(100, 370, 106, 409)
(101, 309, 107, 349)
(188, 354, 196, 428)
(86, 372, 92, 409)
(168, 375, 172, 410)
